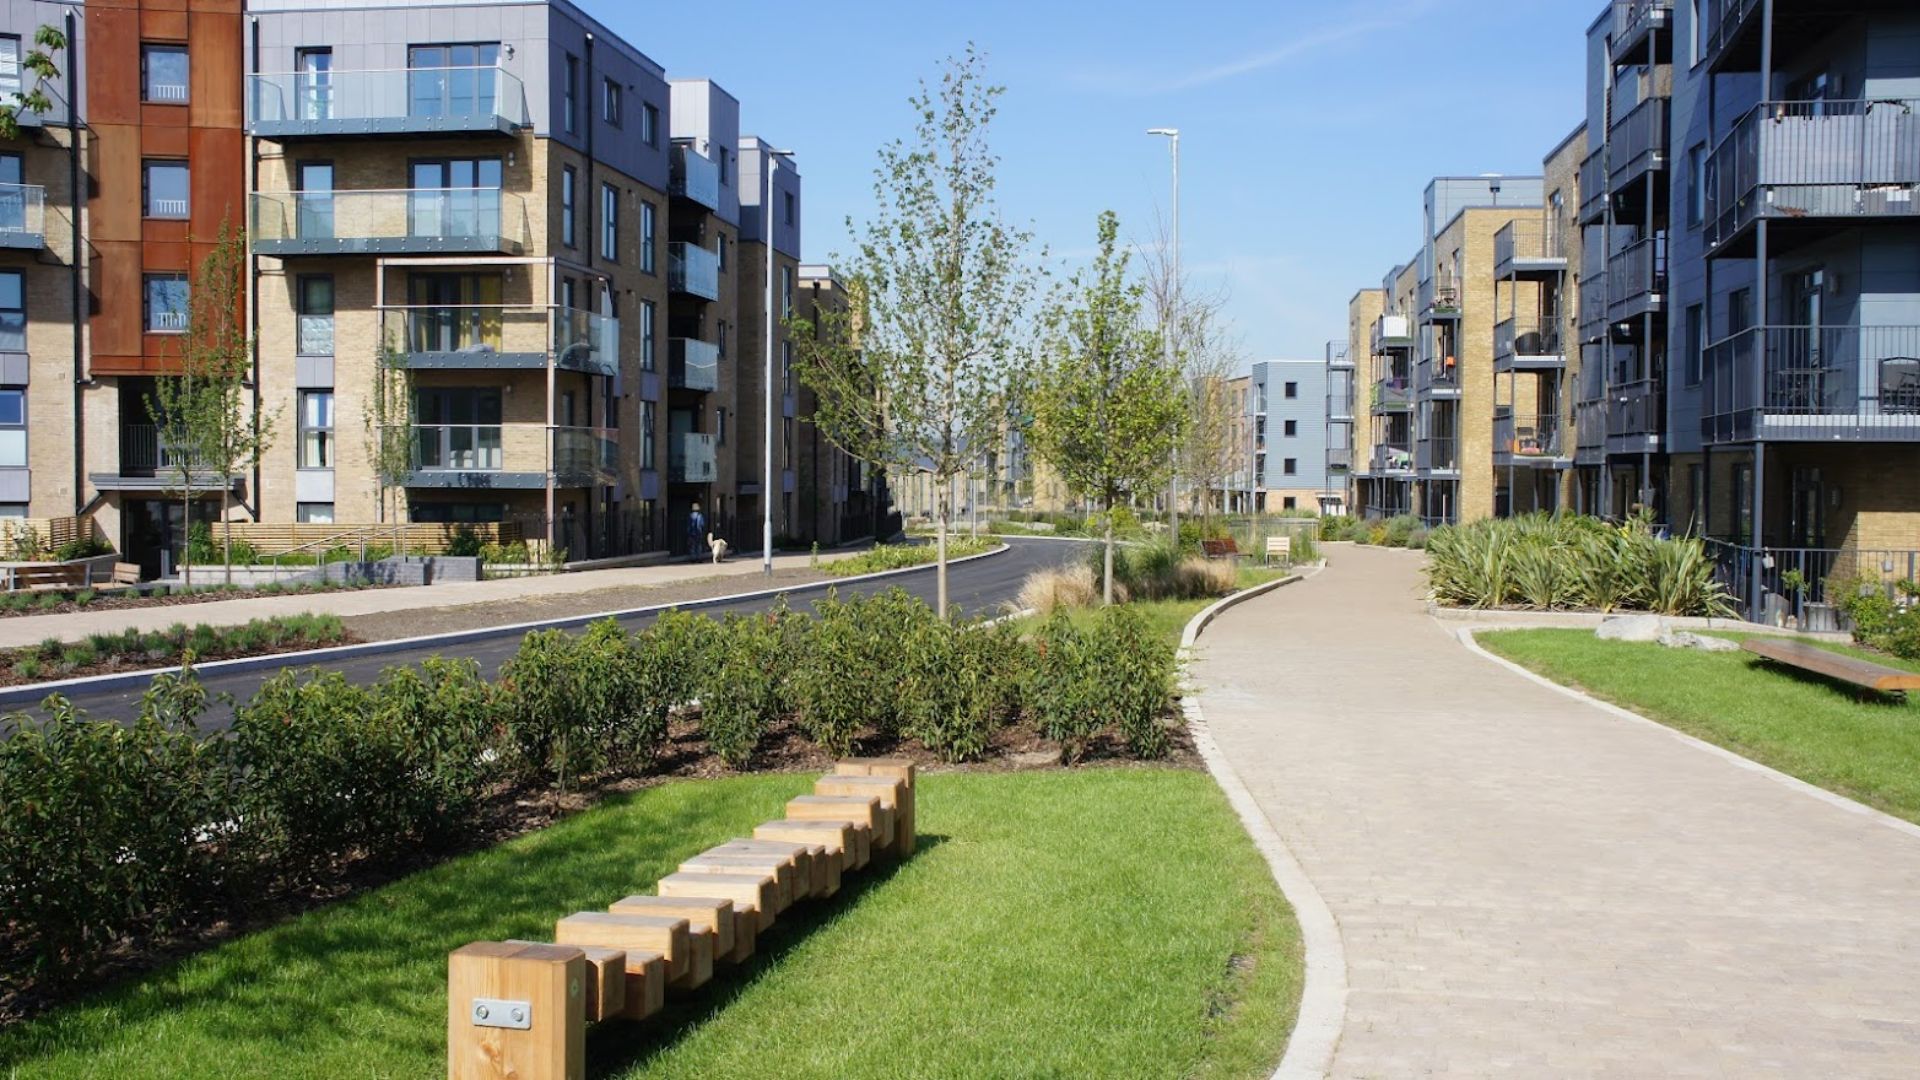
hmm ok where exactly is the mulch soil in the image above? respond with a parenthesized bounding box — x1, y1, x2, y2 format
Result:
(0, 633, 362, 689)
(0, 584, 389, 620)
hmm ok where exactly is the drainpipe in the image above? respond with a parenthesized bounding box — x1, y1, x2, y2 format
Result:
(66, 8, 83, 516)
(579, 33, 594, 557)
(248, 14, 262, 522)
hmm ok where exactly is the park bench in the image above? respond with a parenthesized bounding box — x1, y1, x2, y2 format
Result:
(1741, 637, 1920, 696)
(4, 563, 87, 592)
(1200, 538, 1241, 562)
(1263, 535, 1292, 567)
(448, 758, 915, 1080)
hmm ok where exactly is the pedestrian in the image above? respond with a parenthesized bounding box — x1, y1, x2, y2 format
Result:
(687, 501, 707, 562)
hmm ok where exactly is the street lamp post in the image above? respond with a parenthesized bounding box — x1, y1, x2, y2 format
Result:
(762, 146, 795, 577)
(1148, 127, 1180, 545)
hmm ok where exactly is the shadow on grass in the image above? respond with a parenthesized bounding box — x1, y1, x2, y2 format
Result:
(583, 834, 947, 1079)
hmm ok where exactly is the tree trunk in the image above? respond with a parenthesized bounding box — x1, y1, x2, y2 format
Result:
(1103, 494, 1115, 606)
(221, 487, 233, 586)
(935, 479, 950, 620)
(181, 489, 192, 589)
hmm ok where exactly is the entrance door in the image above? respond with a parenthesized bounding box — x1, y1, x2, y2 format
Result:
(1789, 466, 1824, 548)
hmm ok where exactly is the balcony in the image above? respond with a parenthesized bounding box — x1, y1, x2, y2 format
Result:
(1494, 219, 1567, 280)
(1579, 150, 1609, 226)
(1326, 342, 1355, 369)
(670, 144, 721, 212)
(247, 67, 529, 138)
(1494, 412, 1569, 467)
(1326, 445, 1353, 471)
(669, 337, 720, 392)
(0, 184, 45, 250)
(1579, 272, 1609, 339)
(1370, 442, 1413, 475)
(1327, 380, 1355, 421)
(1612, 0, 1673, 67)
(1607, 96, 1670, 200)
(670, 431, 718, 484)
(1371, 378, 1412, 413)
(1606, 235, 1667, 324)
(1494, 317, 1567, 371)
(1370, 313, 1414, 354)
(1703, 0, 1909, 76)
(92, 425, 237, 491)
(1420, 278, 1462, 323)
(1416, 435, 1460, 474)
(1416, 354, 1460, 397)
(1702, 325, 1920, 443)
(385, 306, 618, 376)
(1575, 399, 1607, 463)
(1606, 379, 1664, 454)
(1705, 99, 1920, 257)
(406, 422, 616, 488)
(669, 242, 721, 301)
(252, 188, 528, 256)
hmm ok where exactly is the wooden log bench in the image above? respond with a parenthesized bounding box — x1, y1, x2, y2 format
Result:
(1200, 537, 1242, 562)
(448, 760, 917, 1079)
(1741, 637, 1920, 696)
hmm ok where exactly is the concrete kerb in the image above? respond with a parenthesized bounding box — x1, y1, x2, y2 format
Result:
(1428, 602, 1852, 641)
(0, 543, 1018, 711)
(1455, 625, 1920, 843)
(1179, 566, 1346, 1080)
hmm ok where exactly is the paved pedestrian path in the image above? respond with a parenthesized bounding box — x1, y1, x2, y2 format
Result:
(1192, 544, 1920, 1078)
(0, 549, 865, 649)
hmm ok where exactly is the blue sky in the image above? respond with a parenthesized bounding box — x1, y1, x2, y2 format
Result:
(604, 0, 1599, 368)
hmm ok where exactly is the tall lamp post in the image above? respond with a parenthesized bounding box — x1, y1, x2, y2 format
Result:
(761, 146, 795, 577)
(1148, 127, 1180, 543)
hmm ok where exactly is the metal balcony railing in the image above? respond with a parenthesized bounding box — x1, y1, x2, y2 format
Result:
(1494, 218, 1568, 278)
(1371, 313, 1414, 353)
(1706, 98, 1920, 253)
(1579, 150, 1609, 225)
(247, 66, 529, 136)
(1606, 235, 1668, 321)
(670, 144, 721, 211)
(1702, 325, 1920, 442)
(1575, 400, 1607, 457)
(1607, 379, 1664, 442)
(1579, 272, 1609, 336)
(670, 432, 718, 484)
(1371, 378, 1413, 412)
(669, 337, 720, 391)
(1370, 442, 1413, 473)
(1495, 317, 1566, 365)
(1326, 341, 1355, 369)
(1416, 435, 1460, 472)
(1417, 353, 1460, 393)
(252, 188, 528, 255)
(1608, 97, 1670, 189)
(1703, 0, 1761, 73)
(1612, 0, 1674, 66)
(1495, 412, 1565, 461)
(669, 242, 721, 301)
(1326, 445, 1353, 470)
(0, 184, 46, 250)
(1706, 540, 1920, 626)
(118, 424, 186, 476)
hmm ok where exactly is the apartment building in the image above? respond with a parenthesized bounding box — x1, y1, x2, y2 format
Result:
(794, 264, 886, 545)
(1246, 359, 1326, 513)
(0, 0, 870, 575)
(1321, 340, 1353, 515)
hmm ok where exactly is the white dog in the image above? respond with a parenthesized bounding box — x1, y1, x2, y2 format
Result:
(708, 533, 730, 563)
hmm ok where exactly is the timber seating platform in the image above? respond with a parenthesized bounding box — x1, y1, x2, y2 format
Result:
(1200, 538, 1242, 561)
(448, 758, 916, 1079)
(1741, 637, 1920, 696)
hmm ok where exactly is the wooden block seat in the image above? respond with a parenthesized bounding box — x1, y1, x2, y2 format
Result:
(554, 912, 711, 990)
(1742, 637, 1920, 694)
(658, 871, 779, 932)
(606, 895, 735, 957)
(788, 794, 892, 849)
(710, 839, 839, 897)
(833, 759, 918, 856)
(681, 851, 804, 907)
(754, 818, 867, 871)
(448, 942, 587, 1080)
(505, 941, 628, 1022)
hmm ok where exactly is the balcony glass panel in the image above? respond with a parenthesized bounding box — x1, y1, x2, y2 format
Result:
(248, 67, 529, 135)
(669, 338, 720, 391)
(670, 144, 721, 210)
(252, 188, 527, 255)
(669, 242, 721, 301)
(0, 184, 45, 248)
(670, 431, 718, 483)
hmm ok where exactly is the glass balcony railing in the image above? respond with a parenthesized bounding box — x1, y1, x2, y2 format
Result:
(252, 188, 528, 255)
(379, 305, 617, 376)
(670, 431, 718, 484)
(670, 144, 721, 211)
(1371, 313, 1414, 353)
(411, 422, 504, 473)
(0, 184, 45, 250)
(247, 67, 529, 137)
(1702, 325, 1920, 443)
(1706, 99, 1920, 253)
(407, 422, 616, 485)
(1370, 443, 1413, 473)
(1371, 378, 1412, 412)
(669, 338, 720, 391)
(554, 308, 620, 377)
(549, 426, 619, 486)
(669, 242, 721, 301)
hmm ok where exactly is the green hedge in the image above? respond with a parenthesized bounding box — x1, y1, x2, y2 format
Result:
(0, 589, 1177, 984)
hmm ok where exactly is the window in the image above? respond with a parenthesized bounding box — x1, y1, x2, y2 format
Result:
(1283, 419, 1297, 437)
(782, 340, 794, 394)
(1728, 288, 1752, 335)
(1282, 457, 1297, 476)
(1282, 496, 1297, 511)
(783, 190, 796, 226)
(1687, 464, 1705, 534)
(783, 416, 793, 454)
(718, 147, 730, 187)
(717, 234, 726, 271)
(602, 78, 621, 127)
(716, 406, 726, 445)
(1688, 0, 1703, 67)
(144, 274, 189, 333)
(1683, 303, 1704, 386)
(407, 44, 501, 119)
(642, 103, 659, 148)
(0, 504, 24, 519)
(600, 183, 618, 261)
(298, 390, 334, 469)
(0, 270, 21, 352)
(561, 166, 576, 248)
(640, 201, 656, 272)
(781, 265, 794, 318)
(1686, 143, 1706, 227)
(641, 402, 656, 470)
(294, 48, 332, 121)
(141, 160, 190, 219)
(297, 276, 334, 356)
(297, 502, 334, 524)
(718, 320, 727, 359)
(141, 44, 188, 103)
(0, 388, 22, 468)
(413, 388, 504, 471)
(1284, 381, 1298, 399)
(0, 36, 21, 103)
(640, 301, 656, 371)
(563, 55, 578, 135)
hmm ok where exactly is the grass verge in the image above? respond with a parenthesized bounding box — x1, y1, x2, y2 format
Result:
(1477, 628, 1920, 824)
(0, 768, 1301, 1079)
(823, 538, 997, 577)
(1046, 564, 1293, 646)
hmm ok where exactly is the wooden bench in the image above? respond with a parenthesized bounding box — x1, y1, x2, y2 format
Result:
(1200, 538, 1241, 562)
(1264, 535, 1292, 566)
(448, 758, 917, 1080)
(4, 563, 86, 592)
(1741, 637, 1920, 695)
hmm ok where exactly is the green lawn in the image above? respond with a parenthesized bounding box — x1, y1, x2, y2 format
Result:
(1048, 565, 1293, 646)
(0, 768, 1300, 1079)
(1478, 629, 1920, 824)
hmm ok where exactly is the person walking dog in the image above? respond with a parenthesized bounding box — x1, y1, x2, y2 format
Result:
(687, 502, 707, 562)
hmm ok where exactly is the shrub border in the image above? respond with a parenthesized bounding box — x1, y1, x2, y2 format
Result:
(1177, 568, 1347, 1080)
(0, 543, 1013, 710)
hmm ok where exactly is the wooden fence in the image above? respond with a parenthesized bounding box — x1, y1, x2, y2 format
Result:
(216, 521, 524, 556)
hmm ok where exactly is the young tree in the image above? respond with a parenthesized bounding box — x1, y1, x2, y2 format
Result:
(365, 339, 416, 556)
(0, 25, 65, 140)
(1030, 210, 1187, 604)
(789, 45, 1039, 619)
(150, 223, 280, 586)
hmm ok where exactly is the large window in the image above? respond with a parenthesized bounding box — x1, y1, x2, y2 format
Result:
(641, 103, 659, 148)
(295, 48, 332, 121)
(0, 36, 21, 103)
(407, 43, 500, 119)
(562, 54, 578, 135)
(406, 273, 504, 352)
(144, 274, 189, 333)
(298, 390, 334, 469)
(640, 201, 656, 272)
(602, 78, 621, 127)
(408, 158, 502, 240)
(297, 502, 334, 524)
(0, 270, 21, 352)
(298, 275, 334, 356)
(561, 166, 576, 248)
(601, 183, 618, 261)
(141, 44, 189, 103)
(142, 160, 189, 219)
(0, 388, 22, 468)
(414, 388, 504, 471)
(641, 300, 656, 371)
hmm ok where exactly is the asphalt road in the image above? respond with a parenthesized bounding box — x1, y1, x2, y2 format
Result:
(10, 537, 1088, 728)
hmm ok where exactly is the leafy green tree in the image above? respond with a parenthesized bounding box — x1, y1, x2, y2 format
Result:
(0, 25, 65, 140)
(364, 339, 416, 554)
(1030, 211, 1187, 604)
(789, 45, 1039, 619)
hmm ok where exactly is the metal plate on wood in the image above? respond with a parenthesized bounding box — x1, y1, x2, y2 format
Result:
(470, 997, 532, 1030)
